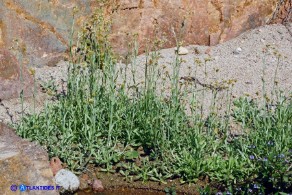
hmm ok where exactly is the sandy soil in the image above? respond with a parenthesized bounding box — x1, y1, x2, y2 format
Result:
(0, 23, 291, 125)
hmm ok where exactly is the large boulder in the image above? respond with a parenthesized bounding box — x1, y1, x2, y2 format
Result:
(0, 123, 58, 195)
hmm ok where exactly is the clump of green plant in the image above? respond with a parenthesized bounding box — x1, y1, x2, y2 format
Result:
(15, 6, 291, 194)
(232, 96, 292, 192)
(165, 185, 176, 195)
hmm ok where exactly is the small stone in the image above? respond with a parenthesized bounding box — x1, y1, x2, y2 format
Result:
(92, 179, 104, 192)
(55, 169, 80, 193)
(175, 46, 189, 55)
(50, 157, 63, 176)
(205, 47, 211, 55)
(80, 173, 90, 181)
(233, 47, 242, 54)
(79, 174, 90, 190)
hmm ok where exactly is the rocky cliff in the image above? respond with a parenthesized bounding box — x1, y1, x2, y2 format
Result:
(108, 0, 281, 56)
(0, 0, 291, 99)
(1, 0, 290, 66)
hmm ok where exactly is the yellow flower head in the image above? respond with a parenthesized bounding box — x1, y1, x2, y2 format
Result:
(29, 68, 36, 76)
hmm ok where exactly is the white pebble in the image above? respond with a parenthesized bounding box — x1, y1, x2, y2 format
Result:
(233, 47, 242, 55)
(175, 46, 189, 55)
(55, 169, 80, 193)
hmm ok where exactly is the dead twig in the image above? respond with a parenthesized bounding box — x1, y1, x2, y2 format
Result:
(180, 76, 227, 92)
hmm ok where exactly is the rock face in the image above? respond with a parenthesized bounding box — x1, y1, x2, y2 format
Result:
(1, 0, 290, 67)
(0, 123, 58, 195)
(0, 49, 34, 100)
(107, 0, 287, 55)
(0, 0, 75, 68)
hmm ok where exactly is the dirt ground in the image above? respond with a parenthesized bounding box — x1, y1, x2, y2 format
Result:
(77, 165, 205, 195)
